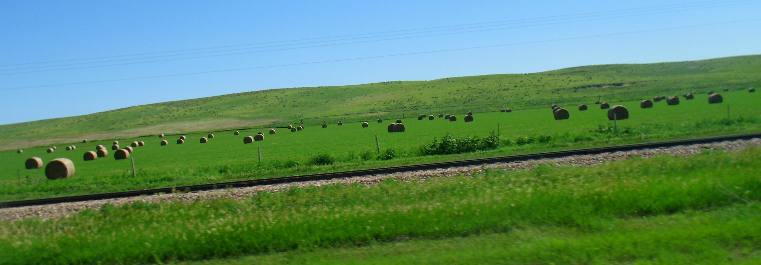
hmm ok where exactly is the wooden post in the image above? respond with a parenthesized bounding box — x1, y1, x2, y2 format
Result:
(375, 135, 381, 154)
(130, 155, 137, 178)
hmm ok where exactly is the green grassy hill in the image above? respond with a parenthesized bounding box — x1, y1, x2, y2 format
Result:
(2, 54, 760, 150)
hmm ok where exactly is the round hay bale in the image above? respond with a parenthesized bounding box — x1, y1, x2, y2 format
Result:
(417, 115, 426, 120)
(290, 127, 297, 132)
(234, 130, 240, 135)
(65, 146, 72, 151)
(321, 123, 328, 128)
(553, 108, 569, 120)
(96, 144, 106, 150)
(124, 146, 134, 153)
(448, 115, 457, 121)
(25, 157, 43, 169)
(159, 133, 165, 138)
(45, 158, 75, 179)
(111, 144, 120, 150)
(377, 118, 383, 123)
(82, 139, 88, 143)
(749, 88, 756, 93)
(600, 102, 610, 109)
(180, 135, 186, 140)
(607, 105, 629, 120)
(578, 104, 588, 111)
(444, 114, 452, 119)
(243, 136, 254, 144)
(653, 96, 665, 102)
(208, 133, 215, 139)
(176, 138, 185, 145)
(387, 123, 406, 133)
(467, 111, 473, 116)
(113, 140, 119, 145)
(708, 93, 723, 104)
(52, 146, 57, 150)
(428, 115, 435, 120)
(114, 149, 130, 160)
(17, 149, 23, 154)
(396, 119, 403, 123)
(297, 125, 304, 131)
(640, 99, 653, 108)
(464, 114, 474, 123)
(160, 140, 168, 146)
(46, 148, 54, 153)
(666, 96, 680, 105)
(96, 148, 108, 158)
(138, 141, 145, 147)
(254, 134, 264, 141)
(337, 121, 343, 126)
(71, 145, 77, 150)
(684, 93, 694, 100)
(83, 151, 98, 161)
(288, 124, 294, 130)
(550, 104, 559, 110)
(438, 114, 444, 118)
(200, 137, 208, 144)
(361, 121, 369, 128)
(131, 141, 139, 148)
(269, 128, 277, 134)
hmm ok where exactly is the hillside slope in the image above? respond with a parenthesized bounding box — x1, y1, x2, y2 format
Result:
(1, 54, 760, 150)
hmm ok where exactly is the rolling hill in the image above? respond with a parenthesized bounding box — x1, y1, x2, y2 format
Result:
(1, 54, 760, 150)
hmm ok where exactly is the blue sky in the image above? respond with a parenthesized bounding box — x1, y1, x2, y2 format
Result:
(1, 0, 760, 125)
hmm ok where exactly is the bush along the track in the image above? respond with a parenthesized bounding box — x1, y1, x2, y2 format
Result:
(2, 147, 761, 265)
(419, 133, 500, 155)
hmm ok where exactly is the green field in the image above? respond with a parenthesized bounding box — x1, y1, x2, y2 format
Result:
(1, 83, 760, 201)
(2, 146, 760, 265)
(0, 55, 760, 150)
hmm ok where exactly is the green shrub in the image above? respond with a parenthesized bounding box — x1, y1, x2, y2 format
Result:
(359, 150, 374, 161)
(309, 154, 335, 165)
(378, 148, 397, 160)
(420, 133, 501, 155)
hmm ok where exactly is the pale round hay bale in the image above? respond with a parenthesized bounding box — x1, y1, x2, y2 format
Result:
(82, 139, 88, 143)
(180, 135, 186, 140)
(607, 105, 629, 120)
(25, 157, 43, 169)
(666, 96, 680, 105)
(269, 128, 277, 134)
(288, 124, 294, 129)
(65, 146, 72, 151)
(208, 133, 215, 139)
(708, 93, 723, 104)
(17, 149, 23, 154)
(322, 123, 328, 128)
(131, 141, 139, 148)
(177, 138, 185, 144)
(200, 137, 208, 144)
(160, 140, 168, 146)
(45, 158, 75, 179)
(361, 122, 369, 128)
(83, 151, 97, 161)
(96, 148, 108, 158)
(254, 134, 264, 141)
(551, 104, 559, 110)
(112, 144, 120, 150)
(553, 108, 569, 120)
(96, 144, 106, 150)
(417, 115, 426, 120)
(234, 130, 240, 135)
(243, 136, 254, 144)
(600, 102, 610, 109)
(684, 93, 694, 100)
(464, 114, 474, 123)
(52, 146, 57, 150)
(138, 141, 145, 147)
(640, 99, 653, 108)
(297, 125, 304, 131)
(290, 127, 297, 132)
(396, 119, 402, 123)
(428, 115, 434, 120)
(448, 115, 457, 121)
(578, 104, 588, 111)
(112, 140, 119, 145)
(467, 111, 473, 116)
(159, 133, 165, 138)
(46, 148, 54, 153)
(114, 149, 130, 160)
(72, 145, 77, 150)
(337, 121, 343, 126)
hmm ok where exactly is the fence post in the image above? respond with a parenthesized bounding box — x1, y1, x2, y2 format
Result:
(375, 135, 381, 154)
(130, 155, 137, 178)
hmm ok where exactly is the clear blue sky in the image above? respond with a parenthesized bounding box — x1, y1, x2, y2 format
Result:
(1, 0, 760, 125)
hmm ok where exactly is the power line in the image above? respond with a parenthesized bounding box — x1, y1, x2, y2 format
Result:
(0, 0, 751, 75)
(3, 18, 758, 91)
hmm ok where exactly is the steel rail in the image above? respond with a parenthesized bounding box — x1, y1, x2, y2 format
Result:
(2, 132, 760, 209)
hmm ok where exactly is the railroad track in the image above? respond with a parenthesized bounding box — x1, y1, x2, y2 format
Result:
(2, 132, 760, 209)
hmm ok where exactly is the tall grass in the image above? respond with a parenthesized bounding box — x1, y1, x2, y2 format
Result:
(1, 147, 760, 265)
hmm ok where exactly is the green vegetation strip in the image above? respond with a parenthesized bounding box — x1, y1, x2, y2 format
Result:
(1, 147, 760, 265)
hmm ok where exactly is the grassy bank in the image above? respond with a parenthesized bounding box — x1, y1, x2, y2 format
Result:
(1, 146, 760, 264)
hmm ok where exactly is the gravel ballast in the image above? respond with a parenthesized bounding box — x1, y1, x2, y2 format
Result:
(2, 138, 759, 221)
